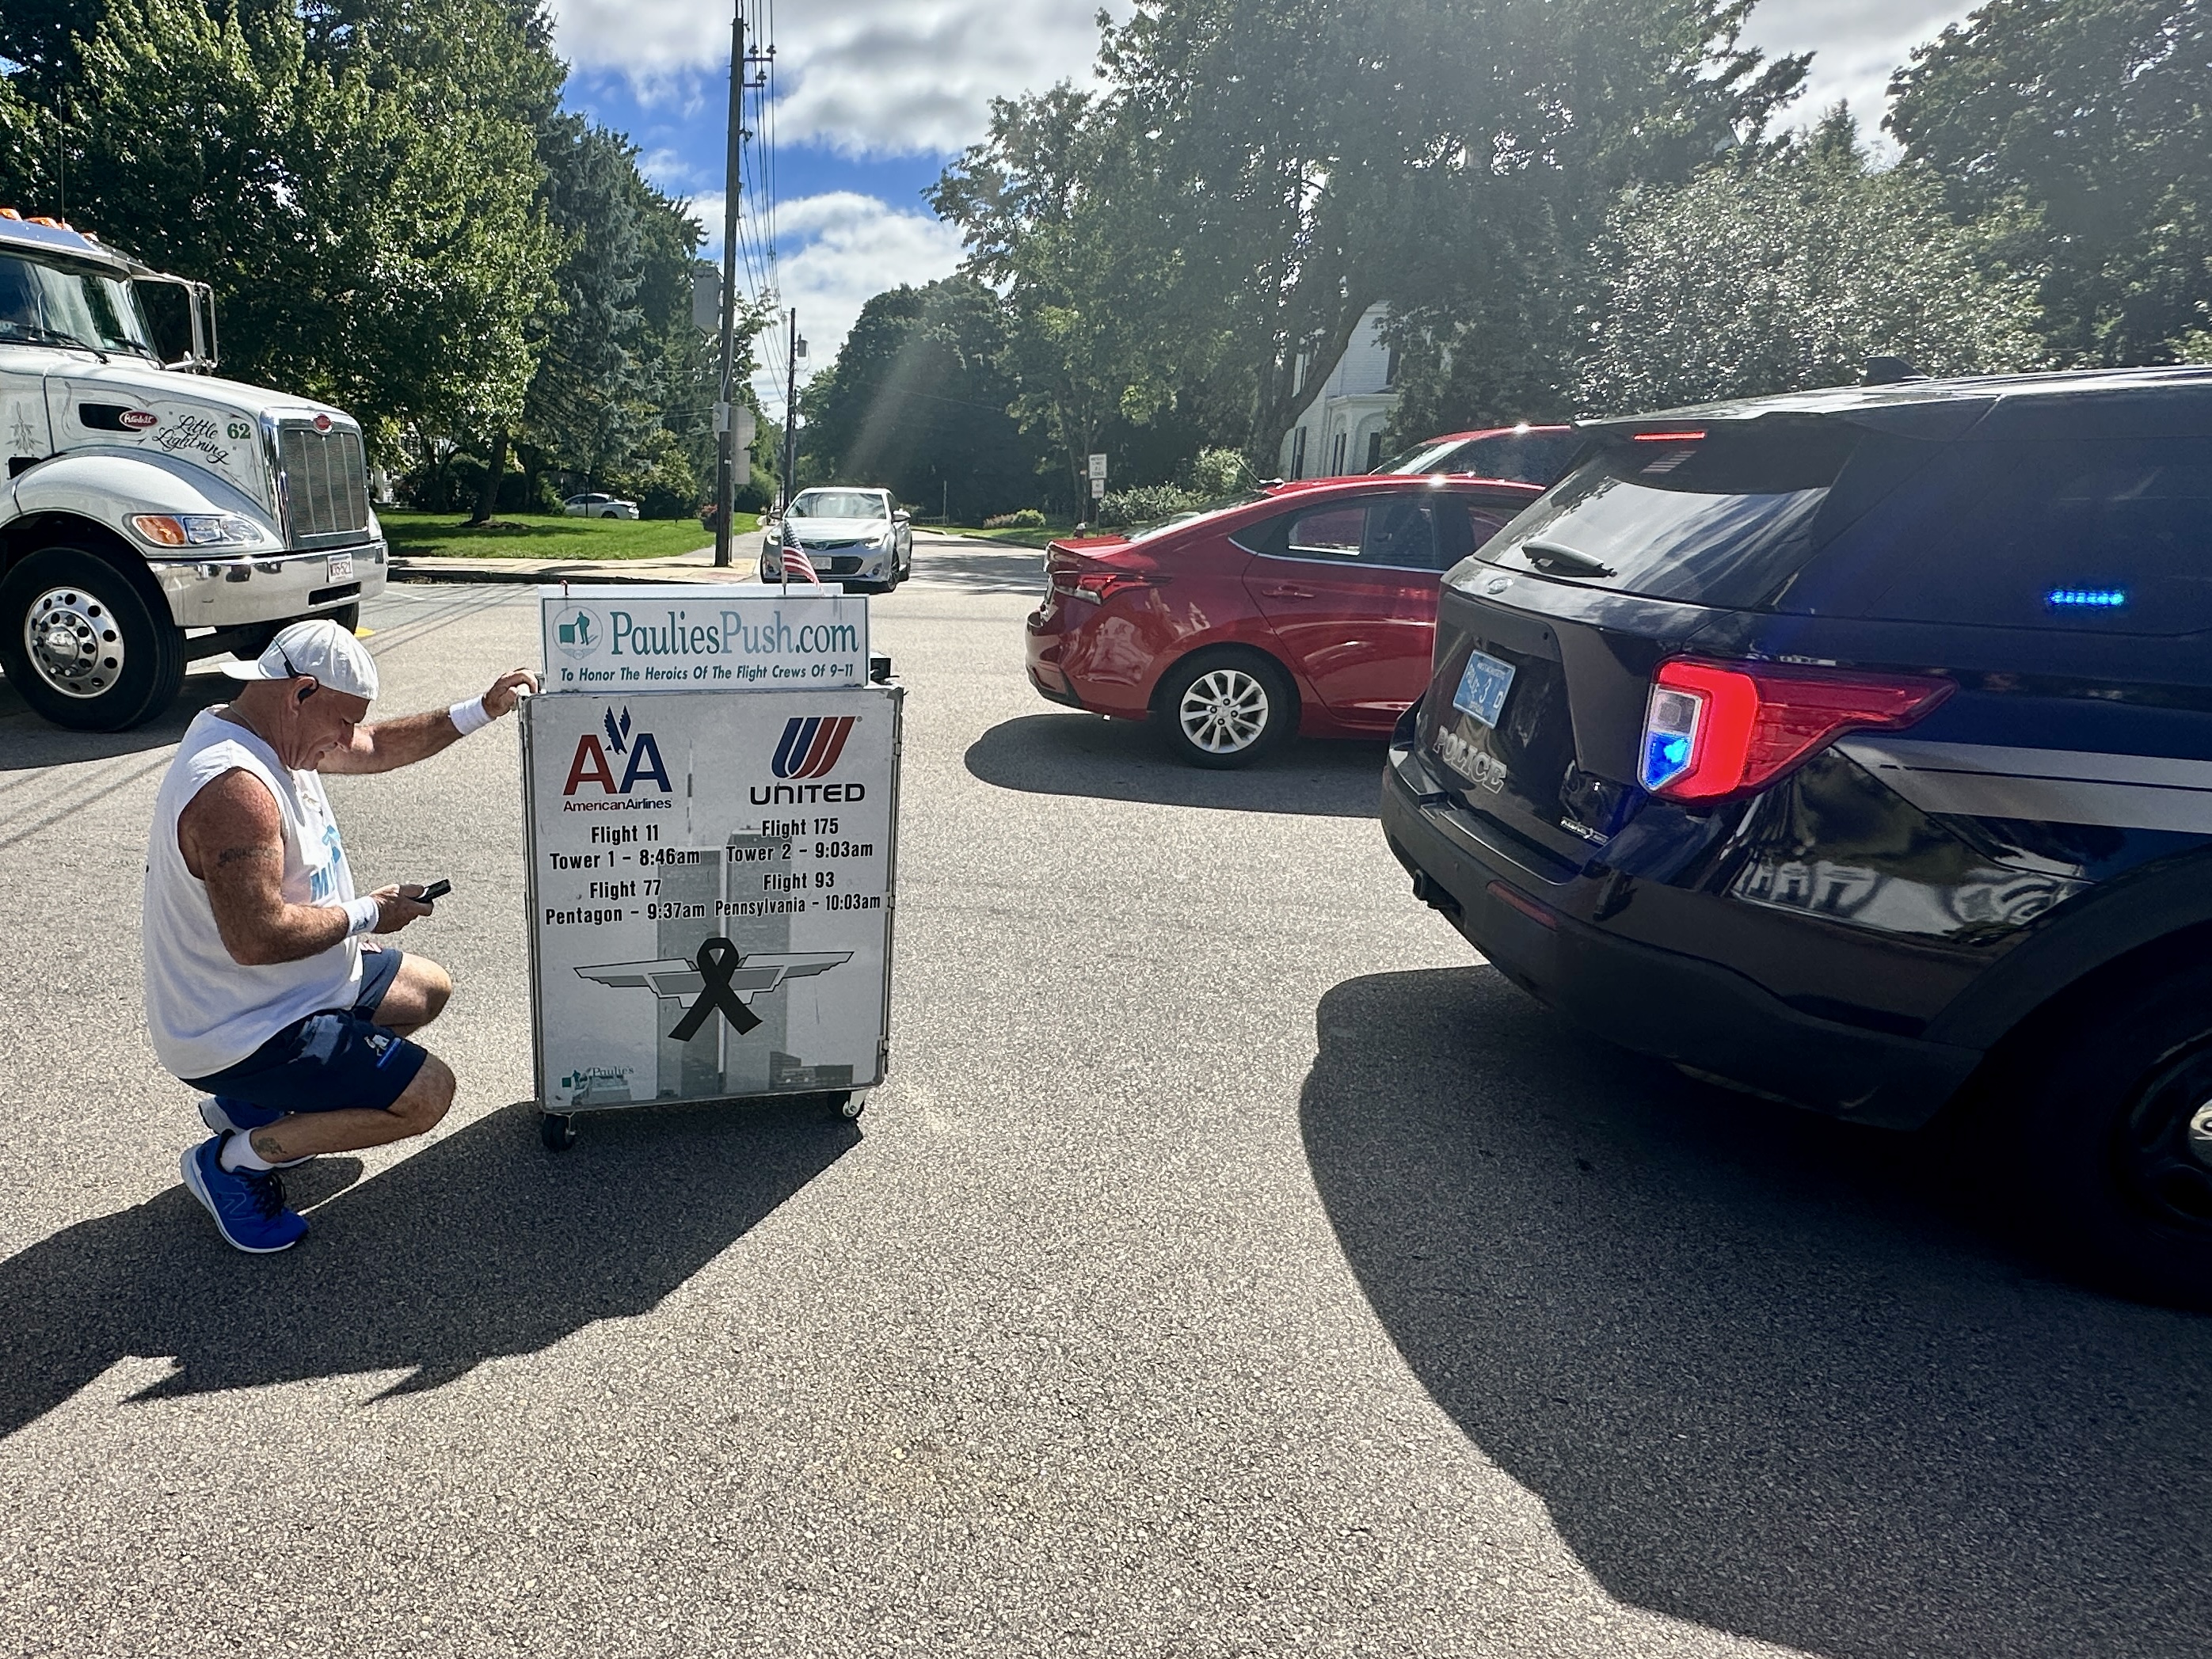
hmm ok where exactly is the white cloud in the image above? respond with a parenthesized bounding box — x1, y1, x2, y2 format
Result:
(1741, 0, 1977, 141)
(689, 192, 729, 258)
(550, 0, 1111, 158)
(554, 0, 1982, 162)
(546, 0, 727, 80)
(738, 192, 968, 418)
(769, 2, 1106, 157)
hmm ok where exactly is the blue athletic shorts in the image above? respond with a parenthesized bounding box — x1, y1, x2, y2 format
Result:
(183, 948, 428, 1128)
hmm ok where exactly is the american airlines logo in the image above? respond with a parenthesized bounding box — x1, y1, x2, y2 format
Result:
(773, 716, 857, 780)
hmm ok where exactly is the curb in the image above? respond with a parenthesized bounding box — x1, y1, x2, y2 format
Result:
(387, 558, 754, 587)
(386, 532, 1015, 587)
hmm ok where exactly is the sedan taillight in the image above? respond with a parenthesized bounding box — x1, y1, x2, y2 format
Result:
(1639, 657, 1954, 801)
(1066, 569, 1160, 604)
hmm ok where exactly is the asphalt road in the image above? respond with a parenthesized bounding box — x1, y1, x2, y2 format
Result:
(1, 558, 2206, 1657)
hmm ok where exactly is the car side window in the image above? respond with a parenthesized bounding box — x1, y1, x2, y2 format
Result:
(1285, 504, 1365, 560)
(1362, 498, 1440, 569)
(1263, 497, 1463, 569)
(1851, 436, 2212, 634)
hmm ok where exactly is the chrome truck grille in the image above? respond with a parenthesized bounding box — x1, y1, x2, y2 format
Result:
(276, 421, 371, 547)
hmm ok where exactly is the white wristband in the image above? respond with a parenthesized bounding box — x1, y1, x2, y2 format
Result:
(449, 695, 493, 736)
(341, 896, 381, 937)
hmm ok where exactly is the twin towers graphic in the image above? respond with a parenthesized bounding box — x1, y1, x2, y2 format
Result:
(566, 707, 862, 1098)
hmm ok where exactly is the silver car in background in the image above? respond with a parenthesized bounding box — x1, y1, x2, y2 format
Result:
(562, 491, 638, 519)
(763, 486, 912, 592)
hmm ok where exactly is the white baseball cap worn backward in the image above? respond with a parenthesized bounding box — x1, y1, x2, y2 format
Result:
(221, 618, 379, 702)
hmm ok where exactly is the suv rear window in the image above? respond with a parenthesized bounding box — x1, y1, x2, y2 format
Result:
(1466, 421, 1860, 606)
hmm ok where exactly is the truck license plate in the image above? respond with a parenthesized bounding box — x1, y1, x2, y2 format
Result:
(1451, 647, 1515, 729)
(326, 554, 354, 582)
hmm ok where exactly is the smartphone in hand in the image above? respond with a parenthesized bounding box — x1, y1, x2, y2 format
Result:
(416, 879, 451, 904)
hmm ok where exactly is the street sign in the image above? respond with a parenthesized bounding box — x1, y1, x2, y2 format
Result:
(1087, 452, 1108, 481)
(541, 583, 869, 693)
(691, 264, 721, 333)
(523, 686, 900, 1116)
(1090, 477, 1106, 500)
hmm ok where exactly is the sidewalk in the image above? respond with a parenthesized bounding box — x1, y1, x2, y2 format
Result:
(388, 530, 1005, 586)
(387, 542, 741, 586)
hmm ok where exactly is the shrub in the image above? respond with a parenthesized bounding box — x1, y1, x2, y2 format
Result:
(984, 508, 1049, 529)
(1098, 483, 1204, 527)
(1182, 447, 1251, 497)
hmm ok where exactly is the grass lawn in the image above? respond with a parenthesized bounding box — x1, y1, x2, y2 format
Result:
(379, 509, 757, 561)
(940, 523, 1077, 550)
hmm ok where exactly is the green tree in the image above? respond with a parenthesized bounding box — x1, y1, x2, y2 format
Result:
(1888, 0, 2212, 364)
(931, 85, 1174, 508)
(935, 0, 1808, 474)
(1575, 111, 2046, 413)
(0, 0, 108, 99)
(801, 276, 1044, 520)
(15, 0, 562, 460)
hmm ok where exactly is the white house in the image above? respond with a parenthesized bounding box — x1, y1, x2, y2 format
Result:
(1277, 303, 1400, 481)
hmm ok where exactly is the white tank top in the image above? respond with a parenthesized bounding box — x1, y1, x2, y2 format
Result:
(143, 708, 364, 1079)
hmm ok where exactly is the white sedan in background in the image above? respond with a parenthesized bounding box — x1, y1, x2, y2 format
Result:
(762, 487, 913, 592)
(563, 492, 639, 519)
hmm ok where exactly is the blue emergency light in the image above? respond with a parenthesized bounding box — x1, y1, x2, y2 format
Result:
(2046, 588, 2127, 609)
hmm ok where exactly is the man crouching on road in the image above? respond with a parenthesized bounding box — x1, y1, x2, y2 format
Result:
(143, 618, 537, 1254)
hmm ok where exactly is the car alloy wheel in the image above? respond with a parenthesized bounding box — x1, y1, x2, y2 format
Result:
(2115, 1043, 2212, 1239)
(1996, 961, 2212, 1307)
(1178, 667, 1271, 755)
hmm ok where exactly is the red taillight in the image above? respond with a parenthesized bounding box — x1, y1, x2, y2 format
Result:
(1067, 569, 1158, 604)
(1639, 657, 1954, 801)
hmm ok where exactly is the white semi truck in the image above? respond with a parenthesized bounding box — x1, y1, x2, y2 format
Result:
(0, 211, 386, 730)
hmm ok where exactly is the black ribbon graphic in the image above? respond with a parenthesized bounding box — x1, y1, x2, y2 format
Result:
(668, 937, 761, 1041)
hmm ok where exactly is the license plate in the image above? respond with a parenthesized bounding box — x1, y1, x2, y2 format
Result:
(1451, 647, 1516, 729)
(326, 554, 354, 582)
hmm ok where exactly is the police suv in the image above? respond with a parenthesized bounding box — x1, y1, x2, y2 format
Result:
(1382, 367, 2212, 1302)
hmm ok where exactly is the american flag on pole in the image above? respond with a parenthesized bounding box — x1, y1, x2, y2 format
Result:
(779, 539, 821, 585)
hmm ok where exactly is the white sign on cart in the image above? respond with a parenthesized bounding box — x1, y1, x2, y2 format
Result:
(520, 585, 900, 1147)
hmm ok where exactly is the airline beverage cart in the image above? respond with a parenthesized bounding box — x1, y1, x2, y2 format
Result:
(520, 584, 900, 1149)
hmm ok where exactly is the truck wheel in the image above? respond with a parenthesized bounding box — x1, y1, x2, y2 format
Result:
(2006, 963, 2212, 1307)
(1154, 649, 1296, 770)
(0, 546, 185, 731)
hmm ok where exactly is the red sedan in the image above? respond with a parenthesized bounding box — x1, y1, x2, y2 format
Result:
(1024, 475, 1540, 767)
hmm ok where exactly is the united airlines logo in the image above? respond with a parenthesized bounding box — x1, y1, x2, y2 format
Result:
(773, 716, 856, 779)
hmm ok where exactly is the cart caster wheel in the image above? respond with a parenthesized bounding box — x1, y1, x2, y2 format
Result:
(540, 1113, 578, 1151)
(832, 1091, 866, 1122)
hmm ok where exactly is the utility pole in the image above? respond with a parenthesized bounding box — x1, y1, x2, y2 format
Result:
(781, 308, 801, 513)
(712, 3, 744, 567)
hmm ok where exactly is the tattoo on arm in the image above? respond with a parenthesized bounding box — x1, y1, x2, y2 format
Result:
(216, 845, 280, 868)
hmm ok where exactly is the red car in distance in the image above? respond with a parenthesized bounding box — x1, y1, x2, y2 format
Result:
(1377, 423, 1583, 485)
(1026, 475, 1542, 767)
(1267, 424, 1582, 493)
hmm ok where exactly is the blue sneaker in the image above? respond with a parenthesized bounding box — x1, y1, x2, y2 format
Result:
(179, 1135, 307, 1254)
(196, 1100, 310, 1165)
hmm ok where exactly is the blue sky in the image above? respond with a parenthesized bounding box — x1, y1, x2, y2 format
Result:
(547, 0, 1977, 420)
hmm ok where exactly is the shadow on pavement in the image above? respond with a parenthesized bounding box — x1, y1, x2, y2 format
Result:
(1300, 967, 2212, 1659)
(905, 546, 1047, 595)
(964, 712, 1387, 816)
(0, 669, 234, 770)
(0, 1100, 855, 1440)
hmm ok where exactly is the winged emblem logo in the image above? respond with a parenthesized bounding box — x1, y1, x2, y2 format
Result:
(602, 706, 632, 754)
